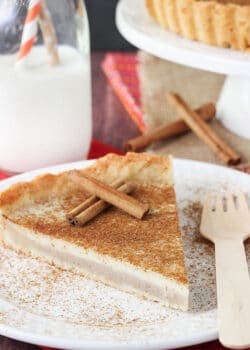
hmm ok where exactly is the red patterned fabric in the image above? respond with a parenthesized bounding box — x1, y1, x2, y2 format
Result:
(102, 52, 146, 132)
(88, 139, 123, 159)
(0, 171, 9, 181)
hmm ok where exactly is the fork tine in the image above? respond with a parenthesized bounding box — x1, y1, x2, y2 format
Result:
(203, 192, 213, 213)
(236, 190, 249, 212)
(225, 191, 235, 212)
(215, 193, 224, 212)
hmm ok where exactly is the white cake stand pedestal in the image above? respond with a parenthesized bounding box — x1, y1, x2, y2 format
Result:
(116, 0, 250, 139)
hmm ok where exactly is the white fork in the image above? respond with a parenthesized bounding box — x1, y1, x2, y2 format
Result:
(200, 190, 250, 349)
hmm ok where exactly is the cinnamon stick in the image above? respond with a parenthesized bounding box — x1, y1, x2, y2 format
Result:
(77, 0, 84, 16)
(72, 182, 135, 226)
(234, 163, 250, 174)
(167, 93, 241, 165)
(124, 103, 216, 152)
(39, 0, 60, 66)
(66, 178, 124, 223)
(72, 174, 149, 219)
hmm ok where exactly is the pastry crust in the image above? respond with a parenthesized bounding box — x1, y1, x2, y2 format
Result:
(0, 152, 188, 310)
(145, 0, 250, 50)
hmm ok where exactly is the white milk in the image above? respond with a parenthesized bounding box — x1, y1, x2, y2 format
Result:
(0, 45, 92, 173)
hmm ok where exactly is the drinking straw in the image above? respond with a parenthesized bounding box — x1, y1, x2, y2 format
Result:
(38, 0, 59, 66)
(16, 0, 41, 67)
(16, 0, 59, 67)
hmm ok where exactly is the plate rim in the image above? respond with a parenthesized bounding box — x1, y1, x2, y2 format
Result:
(116, 0, 250, 76)
(0, 157, 247, 190)
(0, 323, 218, 350)
(1, 157, 248, 349)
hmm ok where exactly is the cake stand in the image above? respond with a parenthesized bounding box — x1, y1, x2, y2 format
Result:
(116, 0, 250, 140)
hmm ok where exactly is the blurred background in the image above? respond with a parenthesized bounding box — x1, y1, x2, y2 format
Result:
(0, 0, 134, 53)
(85, 0, 135, 51)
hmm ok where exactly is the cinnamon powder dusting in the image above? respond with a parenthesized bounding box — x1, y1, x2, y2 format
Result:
(0, 153, 187, 287)
(7, 185, 187, 286)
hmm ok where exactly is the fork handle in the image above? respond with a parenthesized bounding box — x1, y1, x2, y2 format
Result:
(215, 238, 250, 349)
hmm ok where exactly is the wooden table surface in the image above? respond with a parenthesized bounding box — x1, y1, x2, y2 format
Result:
(0, 52, 140, 350)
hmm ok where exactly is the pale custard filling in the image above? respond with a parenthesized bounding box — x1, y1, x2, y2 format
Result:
(1, 217, 189, 311)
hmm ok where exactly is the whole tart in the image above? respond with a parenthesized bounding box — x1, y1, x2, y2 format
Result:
(145, 0, 250, 50)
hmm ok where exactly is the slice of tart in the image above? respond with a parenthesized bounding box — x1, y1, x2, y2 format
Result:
(145, 0, 250, 51)
(0, 153, 188, 310)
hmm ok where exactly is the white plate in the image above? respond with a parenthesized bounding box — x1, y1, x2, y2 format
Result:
(0, 158, 250, 350)
(116, 0, 250, 76)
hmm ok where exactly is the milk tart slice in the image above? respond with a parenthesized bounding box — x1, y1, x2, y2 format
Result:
(0, 153, 189, 310)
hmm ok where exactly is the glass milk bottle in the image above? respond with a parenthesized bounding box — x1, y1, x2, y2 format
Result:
(0, 0, 92, 173)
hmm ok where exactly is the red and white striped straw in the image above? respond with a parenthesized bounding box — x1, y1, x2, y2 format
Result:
(16, 0, 41, 66)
